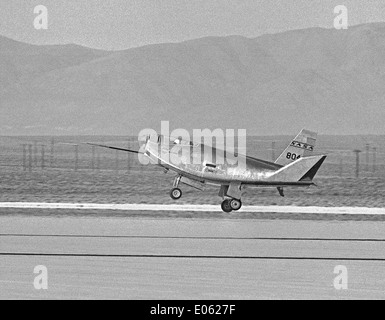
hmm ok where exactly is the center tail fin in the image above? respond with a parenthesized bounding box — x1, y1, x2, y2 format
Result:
(275, 129, 318, 166)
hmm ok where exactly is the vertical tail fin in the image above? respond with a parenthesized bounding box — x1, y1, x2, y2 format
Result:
(269, 155, 327, 182)
(275, 129, 317, 166)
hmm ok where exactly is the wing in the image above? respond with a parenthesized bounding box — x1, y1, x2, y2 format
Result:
(85, 143, 144, 154)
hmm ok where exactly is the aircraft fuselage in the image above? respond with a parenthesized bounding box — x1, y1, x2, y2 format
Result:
(144, 140, 314, 186)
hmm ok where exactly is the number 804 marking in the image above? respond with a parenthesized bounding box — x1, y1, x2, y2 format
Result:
(286, 152, 301, 160)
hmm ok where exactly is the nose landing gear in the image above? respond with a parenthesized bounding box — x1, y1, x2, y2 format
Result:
(170, 175, 183, 200)
(170, 188, 182, 200)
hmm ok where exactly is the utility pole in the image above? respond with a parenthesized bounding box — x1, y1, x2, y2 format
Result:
(74, 145, 79, 171)
(91, 146, 95, 171)
(50, 138, 54, 168)
(41, 145, 45, 170)
(365, 143, 370, 171)
(22, 144, 26, 171)
(28, 144, 33, 172)
(373, 147, 377, 173)
(127, 141, 131, 173)
(34, 141, 38, 166)
(115, 149, 119, 173)
(353, 149, 361, 178)
(96, 150, 100, 171)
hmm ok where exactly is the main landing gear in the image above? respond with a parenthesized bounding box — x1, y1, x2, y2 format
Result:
(221, 198, 242, 213)
(218, 184, 243, 213)
(169, 176, 242, 213)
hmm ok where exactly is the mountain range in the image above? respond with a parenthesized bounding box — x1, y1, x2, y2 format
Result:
(1, 23, 385, 135)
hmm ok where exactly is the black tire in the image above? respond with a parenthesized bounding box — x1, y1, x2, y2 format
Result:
(230, 199, 242, 211)
(221, 199, 233, 213)
(170, 188, 182, 200)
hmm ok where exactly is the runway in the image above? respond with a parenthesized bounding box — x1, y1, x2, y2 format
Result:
(1, 213, 385, 299)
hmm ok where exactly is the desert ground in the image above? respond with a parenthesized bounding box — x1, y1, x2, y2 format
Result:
(0, 135, 384, 209)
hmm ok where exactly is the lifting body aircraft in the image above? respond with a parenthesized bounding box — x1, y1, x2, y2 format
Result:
(89, 129, 326, 212)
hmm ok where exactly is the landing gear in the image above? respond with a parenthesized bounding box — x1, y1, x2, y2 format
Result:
(170, 175, 183, 200)
(230, 199, 242, 211)
(219, 184, 243, 213)
(220, 198, 242, 213)
(221, 199, 233, 213)
(170, 188, 182, 200)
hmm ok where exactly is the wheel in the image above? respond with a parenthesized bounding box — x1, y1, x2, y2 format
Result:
(221, 199, 233, 213)
(170, 188, 182, 200)
(230, 199, 242, 211)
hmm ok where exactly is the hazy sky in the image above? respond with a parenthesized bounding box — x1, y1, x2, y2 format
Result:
(1, 0, 385, 50)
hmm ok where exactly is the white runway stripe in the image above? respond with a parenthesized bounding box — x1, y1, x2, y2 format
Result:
(0, 203, 384, 215)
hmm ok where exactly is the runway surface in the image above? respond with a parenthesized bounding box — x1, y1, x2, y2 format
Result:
(1, 211, 385, 299)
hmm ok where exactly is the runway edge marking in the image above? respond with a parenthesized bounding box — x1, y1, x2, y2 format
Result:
(0, 203, 384, 215)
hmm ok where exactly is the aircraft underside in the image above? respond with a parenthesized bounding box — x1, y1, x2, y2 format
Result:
(167, 172, 316, 213)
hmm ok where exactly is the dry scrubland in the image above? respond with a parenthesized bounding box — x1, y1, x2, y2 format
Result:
(0, 135, 384, 208)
